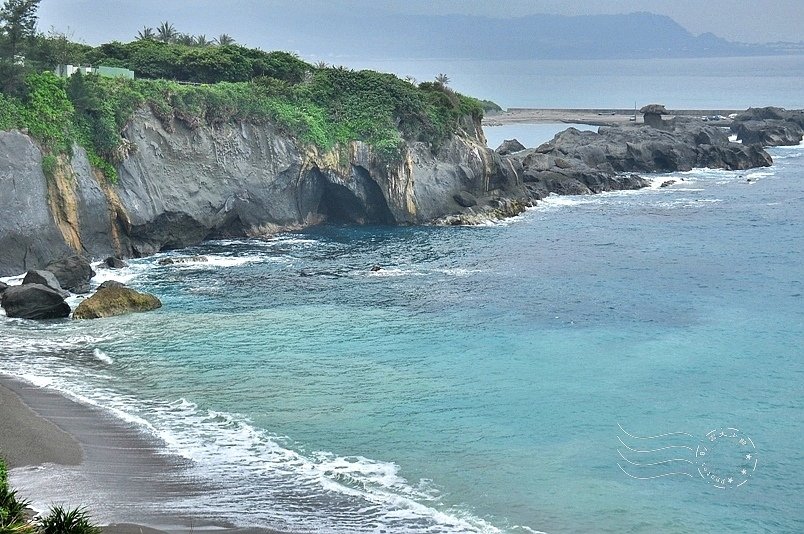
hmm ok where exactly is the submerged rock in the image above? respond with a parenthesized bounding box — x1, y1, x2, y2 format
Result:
(158, 255, 209, 265)
(660, 180, 676, 188)
(73, 286, 161, 319)
(22, 270, 70, 297)
(45, 255, 95, 294)
(1, 284, 71, 319)
(102, 256, 129, 269)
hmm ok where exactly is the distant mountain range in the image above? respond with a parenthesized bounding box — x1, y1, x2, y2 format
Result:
(289, 11, 790, 60)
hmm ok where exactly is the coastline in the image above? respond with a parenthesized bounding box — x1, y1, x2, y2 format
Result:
(482, 107, 739, 127)
(0, 375, 279, 534)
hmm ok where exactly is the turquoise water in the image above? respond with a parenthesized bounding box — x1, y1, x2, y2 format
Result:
(2, 146, 802, 532)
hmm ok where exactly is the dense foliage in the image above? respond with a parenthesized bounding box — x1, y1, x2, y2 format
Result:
(2, 3, 489, 181)
(0, 47, 485, 179)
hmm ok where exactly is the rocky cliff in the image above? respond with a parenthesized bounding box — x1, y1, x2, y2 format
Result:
(0, 109, 524, 275)
(0, 107, 780, 276)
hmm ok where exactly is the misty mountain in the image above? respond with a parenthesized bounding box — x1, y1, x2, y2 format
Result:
(292, 11, 771, 60)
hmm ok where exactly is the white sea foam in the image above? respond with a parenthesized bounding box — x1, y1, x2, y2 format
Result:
(1, 360, 503, 533)
(92, 348, 114, 364)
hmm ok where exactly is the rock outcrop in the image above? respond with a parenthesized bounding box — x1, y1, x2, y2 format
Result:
(496, 139, 526, 155)
(102, 257, 128, 269)
(73, 286, 162, 319)
(21, 270, 70, 297)
(0, 106, 786, 276)
(45, 255, 96, 294)
(1, 284, 71, 319)
(731, 107, 804, 146)
(0, 109, 525, 275)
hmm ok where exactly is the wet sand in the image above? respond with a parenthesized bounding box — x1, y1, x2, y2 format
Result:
(0, 376, 279, 534)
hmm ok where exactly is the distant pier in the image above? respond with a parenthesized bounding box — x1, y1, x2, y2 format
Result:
(483, 108, 741, 127)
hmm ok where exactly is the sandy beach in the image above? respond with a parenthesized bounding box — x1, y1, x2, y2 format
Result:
(0, 376, 278, 534)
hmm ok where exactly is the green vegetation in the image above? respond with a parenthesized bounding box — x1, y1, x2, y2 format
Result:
(1, 456, 34, 534)
(0, 2, 485, 180)
(480, 99, 503, 113)
(1, 457, 102, 534)
(38, 507, 100, 534)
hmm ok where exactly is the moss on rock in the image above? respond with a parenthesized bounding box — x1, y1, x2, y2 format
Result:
(73, 286, 161, 319)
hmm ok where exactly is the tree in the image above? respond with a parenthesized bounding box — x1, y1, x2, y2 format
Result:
(136, 26, 154, 40)
(435, 73, 450, 86)
(215, 33, 235, 46)
(0, 0, 42, 59)
(156, 21, 177, 43)
(194, 34, 211, 47)
(175, 33, 195, 46)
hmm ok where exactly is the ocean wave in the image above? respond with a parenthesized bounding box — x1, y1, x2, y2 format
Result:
(0, 359, 503, 533)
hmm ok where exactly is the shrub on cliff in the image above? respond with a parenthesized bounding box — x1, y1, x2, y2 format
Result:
(1, 36, 487, 179)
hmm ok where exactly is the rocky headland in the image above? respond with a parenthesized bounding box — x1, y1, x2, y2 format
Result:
(0, 104, 797, 279)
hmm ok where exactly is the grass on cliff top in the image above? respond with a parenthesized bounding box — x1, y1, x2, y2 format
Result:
(0, 48, 486, 183)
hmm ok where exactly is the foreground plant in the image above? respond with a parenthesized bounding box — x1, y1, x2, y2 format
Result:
(37, 506, 100, 534)
(0, 461, 34, 534)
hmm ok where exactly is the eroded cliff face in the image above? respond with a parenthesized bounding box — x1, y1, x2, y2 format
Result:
(0, 109, 523, 275)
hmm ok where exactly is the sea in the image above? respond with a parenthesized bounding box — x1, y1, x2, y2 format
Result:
(2, 56, 803, 533)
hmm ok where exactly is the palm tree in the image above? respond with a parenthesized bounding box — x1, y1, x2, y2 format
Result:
(435, 73, 450, 86)
(194, 34, 211, 47)
(315, 61, 328, 69)
(156, 21, 177, 43)
(136, 26, 155, 40)
(215, 33, 235, 46)
(175, 33, 195, 46)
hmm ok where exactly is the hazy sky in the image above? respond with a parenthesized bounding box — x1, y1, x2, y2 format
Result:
(38, 0, 804, 48)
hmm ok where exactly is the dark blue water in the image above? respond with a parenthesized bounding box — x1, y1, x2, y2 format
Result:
(3, 145, 802, 533)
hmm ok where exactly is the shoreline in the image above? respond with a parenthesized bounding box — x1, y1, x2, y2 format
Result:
(0, 375, 279, 534)
(483, 107, 739, 127)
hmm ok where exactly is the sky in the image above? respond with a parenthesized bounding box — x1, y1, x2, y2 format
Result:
(37, 0, 804, 48)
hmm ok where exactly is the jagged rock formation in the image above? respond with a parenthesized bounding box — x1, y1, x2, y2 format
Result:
(0, 109, 522, 275)
(731, 107, 804, 146)
(0, 107, 785, 276)
(496, 139, 526, 155)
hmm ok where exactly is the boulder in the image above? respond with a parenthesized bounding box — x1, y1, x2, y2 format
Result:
(370, 265, 382, 272)
(496, 138, 526, 155)
(73, 286, 161, 320)
(0, 281, 8, 295)
(660, 180, 676, 188)
(453, 191, 478, 208)
(22, 270, 70, 297)
(1, 284, 71, 320)
(45, 255, 95, 294)
(158, 256, 208, 265)
(102, 257, 128, 269)
(98, 280, 126, 289)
